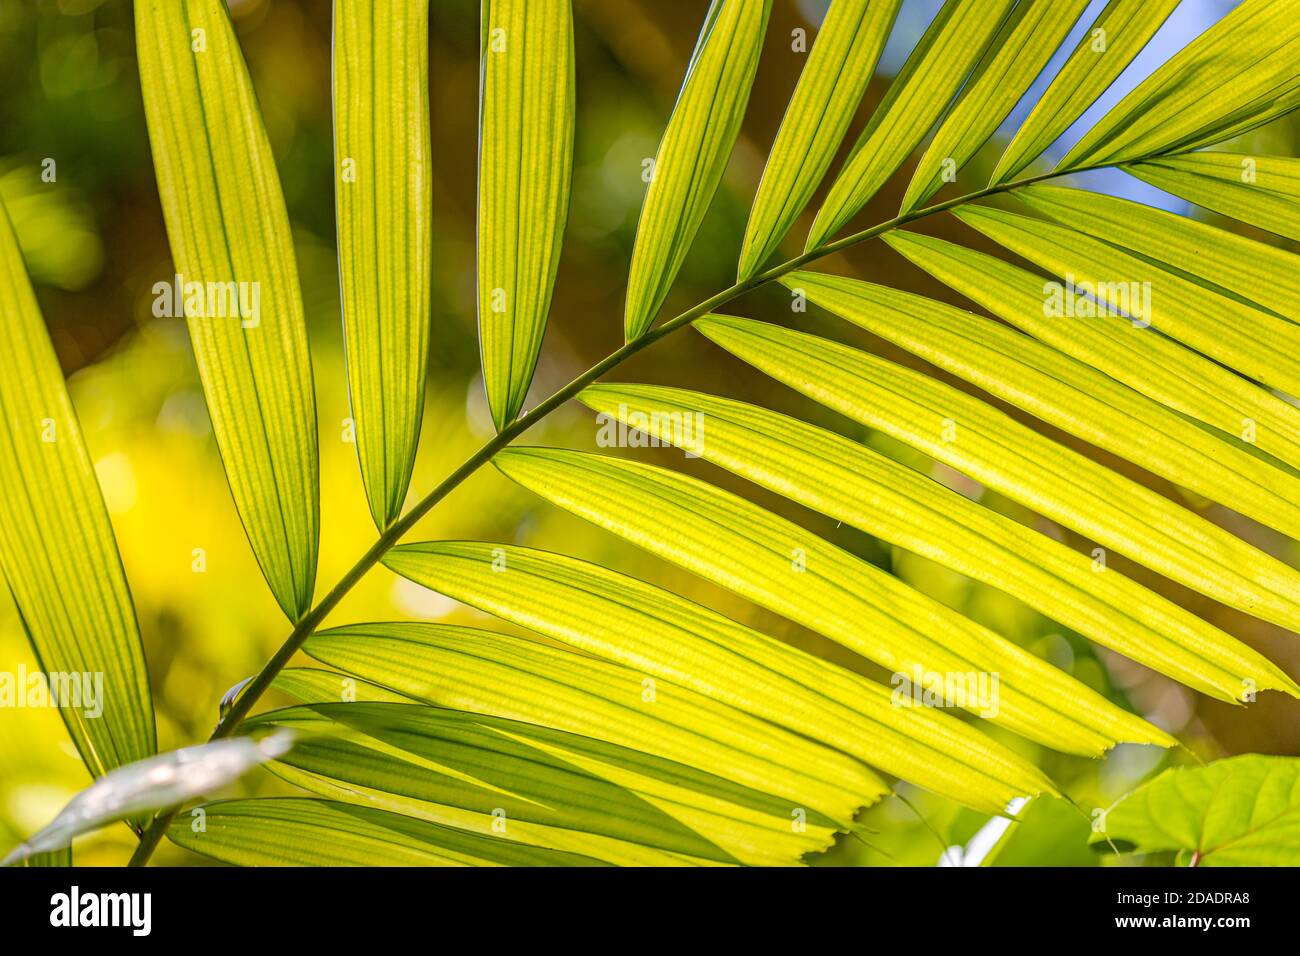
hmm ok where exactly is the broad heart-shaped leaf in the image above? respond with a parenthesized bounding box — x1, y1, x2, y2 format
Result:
(624, 0, 771, 340)
(781, 269, 1300, 548)
(1126, 152, 1300, 242)
(0, 200, 154, 778)
(478, 0, 574, 429)
(990, 0, 1180, 185)
(385, 540, 1054, 815)
(954, 204, 1300, 407)
(170, 798, 605, 867)
(900, 0, 1089, 213)
(1018, 184, 1300, 325)
(1057, 0, 1300, 170)
(736, 0, 900, 280)
(2, 733, 293, 866)
(805, 0, 1015, 251)
(487, 450, 1165, 759)
(578, 381, 1276, 707)
(136, 0, 318, 620)
(694, 314, 1300, 645)
(247, 700, 845, 866)
(882, 229, 1300, 475)
(1096, 755, 1300, 866)
(334, 0, 432, 527)
(302, 622, 884, 824)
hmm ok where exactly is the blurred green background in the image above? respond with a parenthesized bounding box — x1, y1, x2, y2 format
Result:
(1, 0, 1297, 866)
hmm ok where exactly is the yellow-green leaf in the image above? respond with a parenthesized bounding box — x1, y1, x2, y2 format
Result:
(737, 0, 900, 279)
(1126, 152, 1300, 242)
(901, 0, 1089, 212)
(489, 450, 1167, 758)
(695, 314, 1300, 640)
(1057, 0, 1300, 170)
(784, 267, 1300, 542)
(386, 539, 1053, 815)
(580, 381, 1282, 706)
(806, 0, 1015, 250)
(1095, 755, 1300, 866)
(252, 699, 847, 866)
(884, 229, 1300, 473)
(954, 204, 1300, 401)
(1018, 184, 1300, 323)
(304, 621, 882, 831)
(334, 0, 432, 527)
(170, 798, 604, 867)
(990, 0, 1180, 184)
(624, 0, 772, 339)
(136, 0, 318, 620)
(0, 200, 155, 777)
(478, 0, 574, 429)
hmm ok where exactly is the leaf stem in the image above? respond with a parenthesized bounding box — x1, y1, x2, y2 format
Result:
(126, 163, 1100, 866)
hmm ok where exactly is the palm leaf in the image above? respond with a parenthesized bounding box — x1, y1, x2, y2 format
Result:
(478, 0, 575, 428)
(1016, 184, 1300, 323)
(1057, 0, 1300, 169)
(136, 0, 319, 620)
(0, 200, 155, 778)
(385, 539, 1053, 814)
(170, 798, 605, 867)
(1126, 152, 1300, 242)
(487, 450, 1167, 757)
(737, 0, 900, 279)
(247, 700, 848, 866)
(883, 229, 1300, 473)
(624, 0, 771, 339)
(334, 0, 432, 527)
(806, 0, 1016, 250)
(901, 0, 1089, 212)
(954, 204, 1300, 405)
(990, 0, 1180, 184)
(302, 622, 883, 822)
(782, 269, 1300, 544)
(694, 313, 1300, 643)
(578, 381, 1279, 705)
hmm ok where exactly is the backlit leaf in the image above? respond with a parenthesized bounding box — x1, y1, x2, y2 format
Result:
(1126, 152, 1300, 242)
(737, 0, 900, 279)
(136, 0, 319, 620)
(1057, 0, 1300, 169)
(170, 797, 604, 867)
(478, 0, 575, 428)
(1096, 755, 1300, 866)
(334, 0, 432, 526)
(883, 229, 1300, 473)
(990, 0, 1180, 184)
(901, 0, 1089, 212)
(624, 0, 772, 339)
(695, 313, 1300, 640)
(386, 539, 1053, 814)
(581, 380, 1281, 706)
(806, 0, 1015, 249)
(489, 450, 1168, 758)
(0, 199, 155, 778)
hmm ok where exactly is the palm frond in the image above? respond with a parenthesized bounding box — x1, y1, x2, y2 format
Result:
(334, 0, 433, 527)
(135, 0, 319, 620)
(0, 201, 155, 777)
